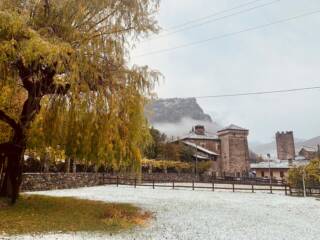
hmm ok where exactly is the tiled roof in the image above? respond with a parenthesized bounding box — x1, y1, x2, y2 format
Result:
(193, 154, 212, 160)
(218, 124, 248, 132)
(182, 141, 219, 156)
(178, 131, 218, 140)
(300, 146, 317, 152)
(250, 159, 309, 169)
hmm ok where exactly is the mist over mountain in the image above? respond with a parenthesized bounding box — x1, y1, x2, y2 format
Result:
(145, 98, 220, 137)
(146, 98, 212, 123)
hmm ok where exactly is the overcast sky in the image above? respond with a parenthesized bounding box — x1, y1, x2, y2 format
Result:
(131, 0, 320, 143)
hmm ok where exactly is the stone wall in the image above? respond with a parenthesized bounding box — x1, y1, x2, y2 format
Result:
(21, 173, 104, 192)
(21, 172, 209, 192)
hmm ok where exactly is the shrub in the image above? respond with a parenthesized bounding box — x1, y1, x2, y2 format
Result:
(288, 158, 320, 188)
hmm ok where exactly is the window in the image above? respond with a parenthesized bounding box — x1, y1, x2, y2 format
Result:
(280, 171, 284, 178)
(261, 171, 264, 177)
(270, 171, 273, 177)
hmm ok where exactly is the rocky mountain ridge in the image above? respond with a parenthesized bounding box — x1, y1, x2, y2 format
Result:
(145, 98, 220, 137)
(145, 98, 212, 124)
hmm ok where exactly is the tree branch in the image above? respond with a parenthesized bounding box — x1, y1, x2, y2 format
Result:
(15, 59, 33, 92)
(46, 83, 71, 95)
(0, 110, 19, 132)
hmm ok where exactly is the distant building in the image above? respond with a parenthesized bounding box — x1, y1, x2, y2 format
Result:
(173, 124, 250, 177)
(299, 146, 317, 160)
(276, 131, 295, 160)
(250, 157, 309, 180)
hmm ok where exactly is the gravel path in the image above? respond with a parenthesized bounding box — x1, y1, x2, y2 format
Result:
(5, 185, 320, 240)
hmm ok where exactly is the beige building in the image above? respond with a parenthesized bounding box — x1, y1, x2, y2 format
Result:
(251, 158, 309, 181)
(251, 131, 310, 180)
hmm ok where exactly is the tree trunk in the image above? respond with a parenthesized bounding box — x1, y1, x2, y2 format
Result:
(65, 158, 70, 173)
(0, 95, 40, 203)
(0, 142, 25, 204)
(72, 159, 76, 173)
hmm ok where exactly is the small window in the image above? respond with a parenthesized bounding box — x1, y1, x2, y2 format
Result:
(280, 171, 284, 178)
(270, 171, 273, 177)
(261, 171, 264, 177)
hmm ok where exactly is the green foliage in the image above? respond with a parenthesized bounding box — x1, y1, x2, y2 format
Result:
(0, 0, 161, 172)
(142, 159, 192, 172)
(142, 158, 212, 174)
(179, 144, 195, 162)
(197, 161, 212, 174)
(288, 158, 320, 188)
(144, 127, 167, 159)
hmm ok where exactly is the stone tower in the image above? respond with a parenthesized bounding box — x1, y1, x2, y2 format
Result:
(276, 131, 295, 160)
(217, 124, 250, 177)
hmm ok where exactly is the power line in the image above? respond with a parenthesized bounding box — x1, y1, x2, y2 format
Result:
(164, 0, 269, 31)
(188, 86, 320, 99)
(134, 9, 320, 58)
(146, 0, 280, 41)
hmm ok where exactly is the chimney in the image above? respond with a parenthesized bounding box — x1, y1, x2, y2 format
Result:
(194, 125, 205, 135)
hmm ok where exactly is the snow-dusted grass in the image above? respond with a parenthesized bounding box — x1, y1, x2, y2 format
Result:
(4, 185, 320, 240)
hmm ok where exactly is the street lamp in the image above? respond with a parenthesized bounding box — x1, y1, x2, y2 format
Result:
(267, 154, 272, 186)
(194, 143, 198, 178)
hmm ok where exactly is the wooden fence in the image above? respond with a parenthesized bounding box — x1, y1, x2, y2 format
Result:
(101, 175, 320, 197)
(102, 176, 291, 195)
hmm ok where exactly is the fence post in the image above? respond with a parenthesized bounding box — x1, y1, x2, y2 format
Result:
(116, 176, 119, 187)
(232, 183, 235, 192)
(289, 186, 292, 196)
(252, 185, 254, 193)
(134, 178, 137, 188)
(285, 185, 287, 195)
(102, 173, 105, 185)
(270, 184, 272, 194)
(212, 181, 215, 192)
(153, 179, 155, 189)
(172, 180, 175, 189)
(192, 180, 194, 191)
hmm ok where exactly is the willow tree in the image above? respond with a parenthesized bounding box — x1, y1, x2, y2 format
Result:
(0, 0, 160, 203)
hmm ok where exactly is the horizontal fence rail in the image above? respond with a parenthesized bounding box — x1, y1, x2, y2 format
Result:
(101, 175, 320, 196)
(101, 175, 293, 195)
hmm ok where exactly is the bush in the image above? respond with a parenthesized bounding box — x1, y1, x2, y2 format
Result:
(142, 159, 192, 173)
(288, 158, 320, 188)
(197, 161, 212, 174)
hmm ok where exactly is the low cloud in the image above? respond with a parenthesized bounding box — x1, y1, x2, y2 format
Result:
(152, 117, 221, 139)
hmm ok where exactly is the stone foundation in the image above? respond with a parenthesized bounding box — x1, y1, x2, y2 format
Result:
(21, 173, 104, 192)
(21, 172, 208, 192)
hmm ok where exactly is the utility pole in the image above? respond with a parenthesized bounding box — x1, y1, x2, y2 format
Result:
(302, 166, 307, 197)
(268, 154, 272, 186)
(194, 143, 198, 178)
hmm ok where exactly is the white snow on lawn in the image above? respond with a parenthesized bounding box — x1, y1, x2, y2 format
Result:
(5, 185, 320, 240)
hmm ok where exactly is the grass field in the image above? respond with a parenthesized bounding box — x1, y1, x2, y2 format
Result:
(0, 194, 151, 236)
